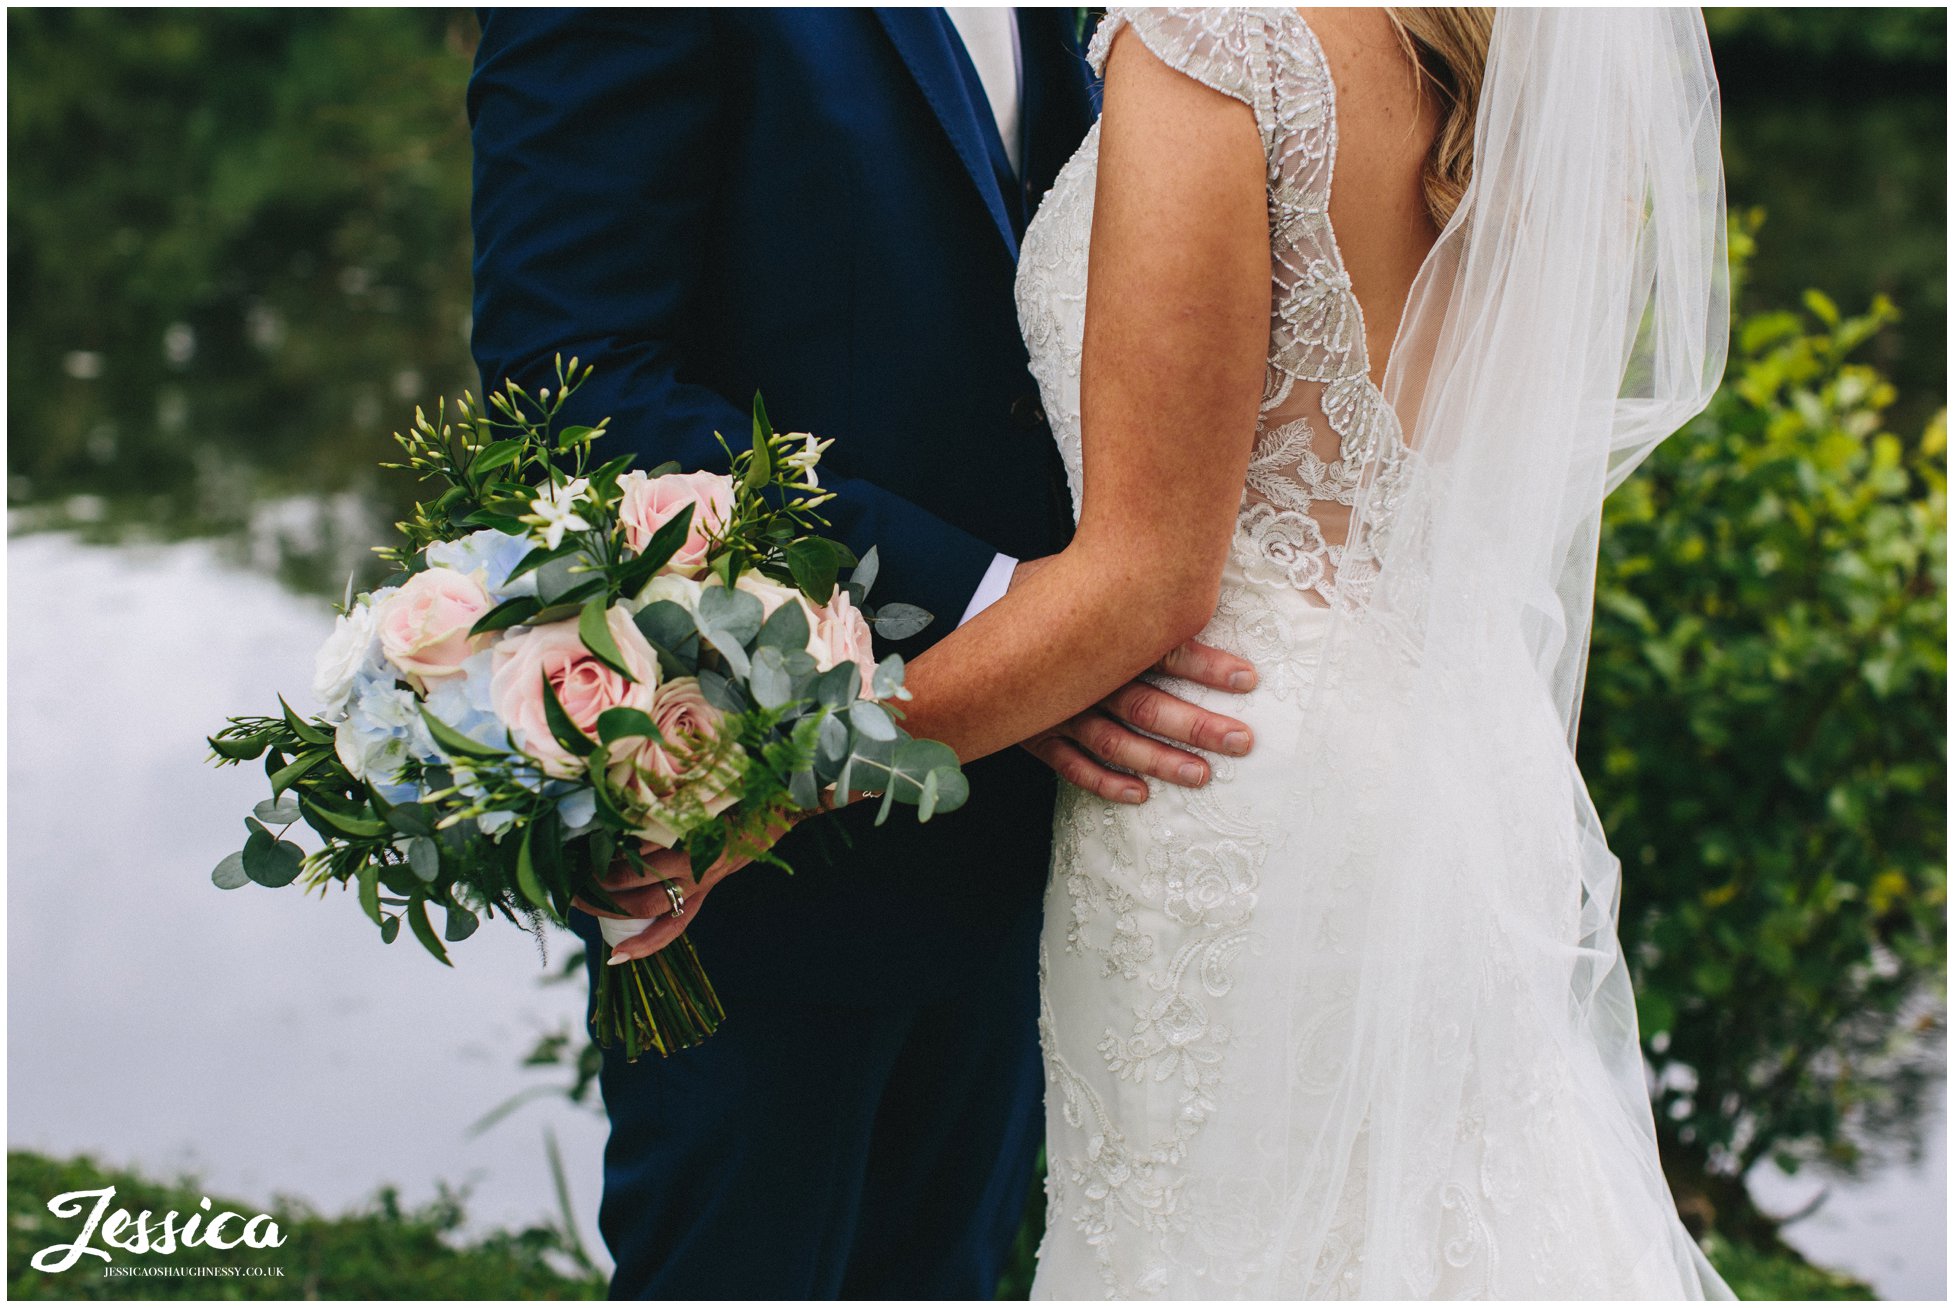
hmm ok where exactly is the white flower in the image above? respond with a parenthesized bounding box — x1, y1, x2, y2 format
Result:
(778, 432, 834, 489)
(631, 570, 706, 615)
(312, 593, 386, 724)
(523, 477, 592, 549)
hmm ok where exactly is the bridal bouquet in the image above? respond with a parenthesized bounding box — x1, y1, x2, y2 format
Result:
(207, 359, 967, 1058)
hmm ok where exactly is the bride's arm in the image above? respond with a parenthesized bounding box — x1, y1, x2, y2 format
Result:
(899, 33, 1270, 763)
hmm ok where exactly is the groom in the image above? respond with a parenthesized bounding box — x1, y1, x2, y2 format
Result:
(469, 10, 1256, 1298)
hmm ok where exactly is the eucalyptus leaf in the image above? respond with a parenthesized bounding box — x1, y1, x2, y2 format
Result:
(444, 902, 481, 943)
(812, 662, 862, 708)
(697, 668, 742, 712)
(252, 797, 302, 827)
(380, 915, 402, 944)
(872, 603, 934, 641)
(756, 596, 810, 652)
(750, 646, 794, 709)
(871, 653, 906, 700)
(406, 836, 440, 883)
(817, 711, 850, 766)
(635, 599, 698, 650)
(849, 700, 897, 742)
(925, 764, 970, 816)
(211, 851, 250, 890)
(699, 626, 751, 679)
(241, 824, 303, 887)
(851, 545, 880, 599)
(789, 768, 820, 811)
(697, 585, 764, 648)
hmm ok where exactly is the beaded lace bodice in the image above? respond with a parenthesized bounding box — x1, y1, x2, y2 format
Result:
(1016, 7, 1410, 611)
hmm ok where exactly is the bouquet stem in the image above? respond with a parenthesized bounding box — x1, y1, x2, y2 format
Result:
(590, 937, 726, 1060)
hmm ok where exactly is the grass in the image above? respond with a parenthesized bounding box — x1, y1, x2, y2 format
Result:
(7, 1150, 603, 1300)
(10, 1148, 1876, 1300)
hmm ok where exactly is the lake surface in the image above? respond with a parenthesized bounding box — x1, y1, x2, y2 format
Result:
(6, 531, 610, 1264)
(6, 523, 1945, 1298)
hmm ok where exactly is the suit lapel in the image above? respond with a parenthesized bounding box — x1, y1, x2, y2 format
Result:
(873, 7, 1019, 259)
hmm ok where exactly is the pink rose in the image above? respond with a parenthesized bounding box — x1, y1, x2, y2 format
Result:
(377, 567, 494, 683)
(734, 573, 878, 693)
(617, 470, 734, 576)
(810, 588, 878, 691)
(489, 609, 660, 778)
(606, 676, 743, 847)
(732, 571, 814, 621)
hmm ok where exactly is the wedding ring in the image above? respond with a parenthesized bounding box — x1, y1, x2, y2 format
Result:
(661, 880, 686, 920)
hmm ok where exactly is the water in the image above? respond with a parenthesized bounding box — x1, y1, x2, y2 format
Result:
(1751, 1090, 1948, 1300)
(5, 531, 610, 1267)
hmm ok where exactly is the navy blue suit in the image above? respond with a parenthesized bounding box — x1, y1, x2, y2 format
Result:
(468, 9, 1095, 1298)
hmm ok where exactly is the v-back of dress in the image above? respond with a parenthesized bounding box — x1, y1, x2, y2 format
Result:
(1014, 9, 1725, 1298)
(1018, 8, 1411, 618)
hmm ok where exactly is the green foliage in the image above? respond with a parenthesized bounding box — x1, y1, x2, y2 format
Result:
(1696, 1232, 1875, 1301)
(1706, 7, 1946, 67)
(1583, 219, 1946, 1201)
(6, 9, 480, 593)
(6, 1150, 602, 1300)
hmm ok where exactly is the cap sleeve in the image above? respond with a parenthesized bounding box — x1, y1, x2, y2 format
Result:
(1087, 7, 1279, 147)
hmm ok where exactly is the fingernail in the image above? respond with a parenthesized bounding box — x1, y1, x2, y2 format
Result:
(607, 951, 631, 967)
(1121, 784, 1146, 804)
(1177, 762, 1206, 786)
(1229, 670, 1256, 691)
(1223, 730, 1251, 755)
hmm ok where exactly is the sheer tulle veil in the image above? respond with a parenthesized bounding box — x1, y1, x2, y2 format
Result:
(1213, 9, 1732, 1296)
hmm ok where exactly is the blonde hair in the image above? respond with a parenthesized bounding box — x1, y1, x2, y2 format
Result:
(1384, 8, 1496, 230)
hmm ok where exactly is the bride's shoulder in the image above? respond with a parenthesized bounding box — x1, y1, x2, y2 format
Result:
(1087, 8, 1298, 101)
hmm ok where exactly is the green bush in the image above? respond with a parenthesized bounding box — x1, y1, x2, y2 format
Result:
(1583, 216, 1946, 1234)
(7, 1150, 603, 1301)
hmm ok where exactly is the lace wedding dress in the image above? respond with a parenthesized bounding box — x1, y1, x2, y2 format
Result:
(1015, 10, 1731, 1299)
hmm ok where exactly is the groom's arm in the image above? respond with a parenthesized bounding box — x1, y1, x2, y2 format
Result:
(467, 9, 996, 650)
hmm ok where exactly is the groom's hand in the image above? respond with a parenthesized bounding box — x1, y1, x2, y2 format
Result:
(1009, 558, 1257, 805)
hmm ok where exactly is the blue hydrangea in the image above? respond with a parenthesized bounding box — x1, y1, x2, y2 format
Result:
(421, 651, 508, 751)
(333, 668, 435, 806)
(424, 529, 538, 602)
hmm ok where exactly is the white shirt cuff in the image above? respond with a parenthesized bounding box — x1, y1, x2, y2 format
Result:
(958, 552, 1019, 627)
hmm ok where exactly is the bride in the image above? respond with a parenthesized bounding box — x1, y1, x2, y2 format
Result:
(892, 6, 1732, 1298)
(609, 5, 1730, 1296)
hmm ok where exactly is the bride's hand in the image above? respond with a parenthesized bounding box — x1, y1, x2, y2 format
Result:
(576, 834, 777, 965)
(1006, 557, 1258, 804)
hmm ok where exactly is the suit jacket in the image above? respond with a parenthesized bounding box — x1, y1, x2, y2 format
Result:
(469, 8, 1097, 1002)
